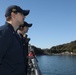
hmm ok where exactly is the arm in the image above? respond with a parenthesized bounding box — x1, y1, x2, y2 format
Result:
(0, 30, 12, 64)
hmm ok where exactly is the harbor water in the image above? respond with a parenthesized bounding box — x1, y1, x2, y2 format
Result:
(37, 55, 76, 75)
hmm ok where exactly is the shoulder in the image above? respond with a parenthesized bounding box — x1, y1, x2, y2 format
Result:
(0, 24, 12, 38)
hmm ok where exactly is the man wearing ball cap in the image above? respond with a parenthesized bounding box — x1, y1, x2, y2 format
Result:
(0, 5, 30, 75)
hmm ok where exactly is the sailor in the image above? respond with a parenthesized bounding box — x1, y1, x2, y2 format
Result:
(0, 5, 30, 75)
(17, 21, 32, 74)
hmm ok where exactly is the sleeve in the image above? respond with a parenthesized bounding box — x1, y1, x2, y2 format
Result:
(0, 30, 12, 64)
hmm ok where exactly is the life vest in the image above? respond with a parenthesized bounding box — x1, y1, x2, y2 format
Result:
(28, 51, 34, 57)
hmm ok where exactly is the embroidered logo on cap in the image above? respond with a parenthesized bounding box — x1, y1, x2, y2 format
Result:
(12, 9, 16, 12)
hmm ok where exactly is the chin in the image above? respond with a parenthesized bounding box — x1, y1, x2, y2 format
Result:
(20, 22, 23, 25)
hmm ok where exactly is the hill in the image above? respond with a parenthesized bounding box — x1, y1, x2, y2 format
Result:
(50, 40, 76, 53)
(32, 40, 76, 55)
(31, 45, 45, 55)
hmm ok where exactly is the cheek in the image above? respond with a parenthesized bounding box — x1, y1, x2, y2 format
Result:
(17, 15, 23, 20)
(25, 28, 28, 32)
(16, 16, 20, 21)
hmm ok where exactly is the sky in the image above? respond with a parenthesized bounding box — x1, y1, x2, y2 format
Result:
(0, 0, 76, 49)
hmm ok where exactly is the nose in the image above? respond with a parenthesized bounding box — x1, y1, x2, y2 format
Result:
(23, 15, 26, 20)
(22, 15, 25, 20)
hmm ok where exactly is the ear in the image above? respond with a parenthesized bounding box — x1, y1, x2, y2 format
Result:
(11, 12, 16, 18)
(20, 27, 24, 30)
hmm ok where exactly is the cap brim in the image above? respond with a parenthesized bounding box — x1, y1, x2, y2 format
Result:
(28, 24, 32, 27)
(22, 10, 30, 16)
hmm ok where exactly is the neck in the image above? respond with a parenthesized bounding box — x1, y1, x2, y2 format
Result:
(7, 21, 19, 31)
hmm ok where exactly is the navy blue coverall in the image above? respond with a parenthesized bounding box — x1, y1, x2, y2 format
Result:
(0, 22, 26, 75)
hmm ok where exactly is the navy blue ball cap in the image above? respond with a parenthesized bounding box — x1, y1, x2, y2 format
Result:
(18, 21, 32, 30)
(23, 21, 32, 27)
(5, 5, 30, 17)
(22, 10, 30, 16)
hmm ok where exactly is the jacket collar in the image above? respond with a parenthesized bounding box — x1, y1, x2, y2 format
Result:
(5, 22, 16, 34)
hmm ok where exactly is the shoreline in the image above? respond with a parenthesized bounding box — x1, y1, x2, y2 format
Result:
(52, 53, 76, 56)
